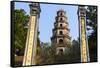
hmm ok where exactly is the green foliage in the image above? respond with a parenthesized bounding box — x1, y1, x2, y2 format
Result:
(86, 6, 97, 62)
(35, 39, 80, 65)
(14, 9, 29, 55)
(86, 6, 97, 31)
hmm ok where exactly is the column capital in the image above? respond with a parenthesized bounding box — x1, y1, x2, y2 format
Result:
(29, 3, 41, 17)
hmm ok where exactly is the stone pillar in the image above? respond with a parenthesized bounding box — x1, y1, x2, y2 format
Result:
(23, 3, 41, 66)
(78, 6, 90, 62)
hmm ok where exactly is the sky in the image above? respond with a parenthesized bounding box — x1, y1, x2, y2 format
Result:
(15, 2, 79, 43)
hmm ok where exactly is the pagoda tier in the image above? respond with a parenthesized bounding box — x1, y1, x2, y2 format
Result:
(51, 9, 71, 54)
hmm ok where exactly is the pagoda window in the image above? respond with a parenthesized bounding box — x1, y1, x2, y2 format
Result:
(59, 31, 63, 35)
(59, 39, 63, 43)
(59, 49, 63, 55)
(60, 17, 63, 21)
(60, 24, 63, 27)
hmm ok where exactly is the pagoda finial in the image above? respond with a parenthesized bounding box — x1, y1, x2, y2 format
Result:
(57, 8, 66, 14)
(59, 8, 64, 11)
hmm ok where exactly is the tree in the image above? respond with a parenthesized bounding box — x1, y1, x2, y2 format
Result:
(14, 9, 29, 56)
(71, 39, 80, 63)
(86, 6, 97, 62)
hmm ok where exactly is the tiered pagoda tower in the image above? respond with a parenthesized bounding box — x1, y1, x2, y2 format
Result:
(51, 9, 71, 55)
